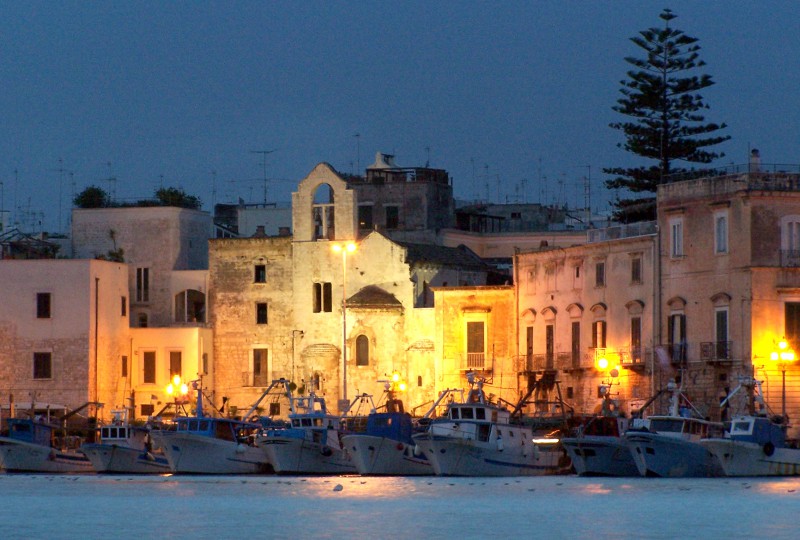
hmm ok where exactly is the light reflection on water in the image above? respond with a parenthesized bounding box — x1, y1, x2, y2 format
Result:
(1, 474, 799, 539)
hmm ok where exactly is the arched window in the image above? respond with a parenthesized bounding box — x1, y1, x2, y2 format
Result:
(356, 335, 369, 366)
(312, 184, 335, 241)
(174, 289, 206, 323)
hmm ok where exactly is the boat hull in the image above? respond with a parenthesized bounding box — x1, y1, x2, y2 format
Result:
(81, 443, 170, 474)
(261, 436, 356, 474)
(413, 434, 564, 477)
(342, 434, 432, 476)
(151, 431, 272, 474)
(701, 439, 800, 476)
(0, 438, 94, 473)
(626, 431, 723, 478)
(561, 436, 639, 477)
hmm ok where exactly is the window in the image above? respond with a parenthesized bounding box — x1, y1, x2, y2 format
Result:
(714, 212, 728, 254)
(571, 321, 581, 368)
(138, 313, 148, 328)
(670, 218, 684, 258)
(668, 313, 687, 363)
(592, 320, 607, 349)
(121, 355, 128, 377)
(573, 265, 583, 289)
(595, 262, 605, 287)
(631, 317, 642, 362)
(202, 353, 209, 375)
(254, 264, 266, 283)
(545, 324, 555, 369)
(136, 267, 150, 302)
(716, 307, 729, 346)
(786, 303, 800, 347)
(385, 205, 399, 229)
(356, 335, 369, 366)
(141, 404, 155, 417)
(631, 257, 642, 284)
(256, 302, 268, 324)
(36, 293, 51, 318)
(169, 351, 182, 379)
(121, 296, 127, 317)
(784, 219, 800, 251)
(313, 282, 333, 313)
(525, 326, 533, 368)
(253, 348, 268, 386)
(358, 205, 373, 230)
(466, 321, 485, 368)
(312, 184, 335, 241)
(143, 351, 156, 384)
(33, 352, 52, 379)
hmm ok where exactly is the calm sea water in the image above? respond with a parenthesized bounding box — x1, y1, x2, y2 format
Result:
(0, 474, 797, 539)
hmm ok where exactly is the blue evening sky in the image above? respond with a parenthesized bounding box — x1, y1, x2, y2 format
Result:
(1, 1, 798, 233)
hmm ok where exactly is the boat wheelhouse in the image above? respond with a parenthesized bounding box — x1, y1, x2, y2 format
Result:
(81, 409, 170, 474)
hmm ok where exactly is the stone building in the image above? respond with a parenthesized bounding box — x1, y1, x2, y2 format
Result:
(0, 259, 129, 420)
(209, 163, 491, 415)
(514, 222, 656, 416)
(657, 167, 800, 434)
(71, 206, 212, 328)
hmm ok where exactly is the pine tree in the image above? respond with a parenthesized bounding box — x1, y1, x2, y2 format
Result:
(605, 9, 730, 222)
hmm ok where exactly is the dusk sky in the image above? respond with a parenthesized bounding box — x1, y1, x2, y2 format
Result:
(2, 1, 798, 233)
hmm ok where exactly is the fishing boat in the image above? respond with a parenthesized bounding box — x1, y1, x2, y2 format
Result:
(81, 408, 170, 474)
(562, 378, 656, 477)
(411, 373, 566, 477)
(341, 381, 433, 476)
(701, 377, 800, 476)
(150, 378, 290, 474)
(259, 386, 357, 475)
(0, 402, 100, 473)
(625, 379, 724, 477)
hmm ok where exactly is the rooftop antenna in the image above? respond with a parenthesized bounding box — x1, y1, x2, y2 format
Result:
(250, 149, 276, 204)
(51, 158, 69, 233)
(354, 133, 361, 174)
(104, 162, 117, 203)
(520, 177, 527, 204)
(211, 170, 217, 210)
(584, 165, 591, 226)
(425, 146, 430, 167)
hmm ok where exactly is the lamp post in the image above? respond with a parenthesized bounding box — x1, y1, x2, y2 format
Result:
(166, 375, 189, 415)
(332, 242, 357, 411)
(770, 338, 796, 418)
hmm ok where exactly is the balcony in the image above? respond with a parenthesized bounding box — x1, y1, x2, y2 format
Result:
(466, 352, 486, 370)
(242, 372, 269, 387)
(700, 341, 733, 364)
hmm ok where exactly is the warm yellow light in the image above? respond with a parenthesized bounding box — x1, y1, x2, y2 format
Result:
(166, 384, 174, 395)
(398, 382, 407, 392)
(332, 242, 357, 254)
(392, 372, 400, 382)
(780, 351, 796, 362)
(596, 357, 609, 370)
(172, 375, 181, 386)
(346, 242, 356, 253)
(771, 351, 780, 361)
(779, 339, 789, 351)
(331, 244, 342, 253)
(180, 383, 189, 395)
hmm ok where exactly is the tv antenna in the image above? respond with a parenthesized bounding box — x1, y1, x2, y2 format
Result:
(250, 149, 277, 204)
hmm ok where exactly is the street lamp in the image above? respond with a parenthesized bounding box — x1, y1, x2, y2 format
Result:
(770, 338, 796, 418)
(166, 375, 189, 414)
(332, 241, 357, 411)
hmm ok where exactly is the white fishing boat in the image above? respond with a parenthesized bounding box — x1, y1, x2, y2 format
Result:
(701, 377, 800, 476)
(0, 402, 100, 473)
(150, 378, 290, 474)
(562, 379, 653, 477)
(411, 374, 566, 477)
(342, 382, 433, 476)
(625, 380, 724, 477)
(81, 409, 170, 474)
(259, 389, 357, 475)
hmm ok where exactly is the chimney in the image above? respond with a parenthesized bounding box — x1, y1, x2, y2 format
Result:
(278, 226, 291, 237)
(749, 149, 761, 173)
(253, 225, 267, 238)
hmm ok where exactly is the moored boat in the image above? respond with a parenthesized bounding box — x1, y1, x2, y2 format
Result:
(411, 373, 567, 477)
(0, 402, 100, 473)
(701, 377, 800, 476)
(259, 388, 357, 475)
(342, 382, 433, 476)
(81, 409, 170, 474)
(150, 378, 289, 474)
(625, 380, 724, 477)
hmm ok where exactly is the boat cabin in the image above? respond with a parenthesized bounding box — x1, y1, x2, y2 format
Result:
(448, 404, 509, 424)
(649, 417, 724, 439)
(175, 417, 255, 442)
(581, 416, 629, 437)
(726, 415, 786, 448)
